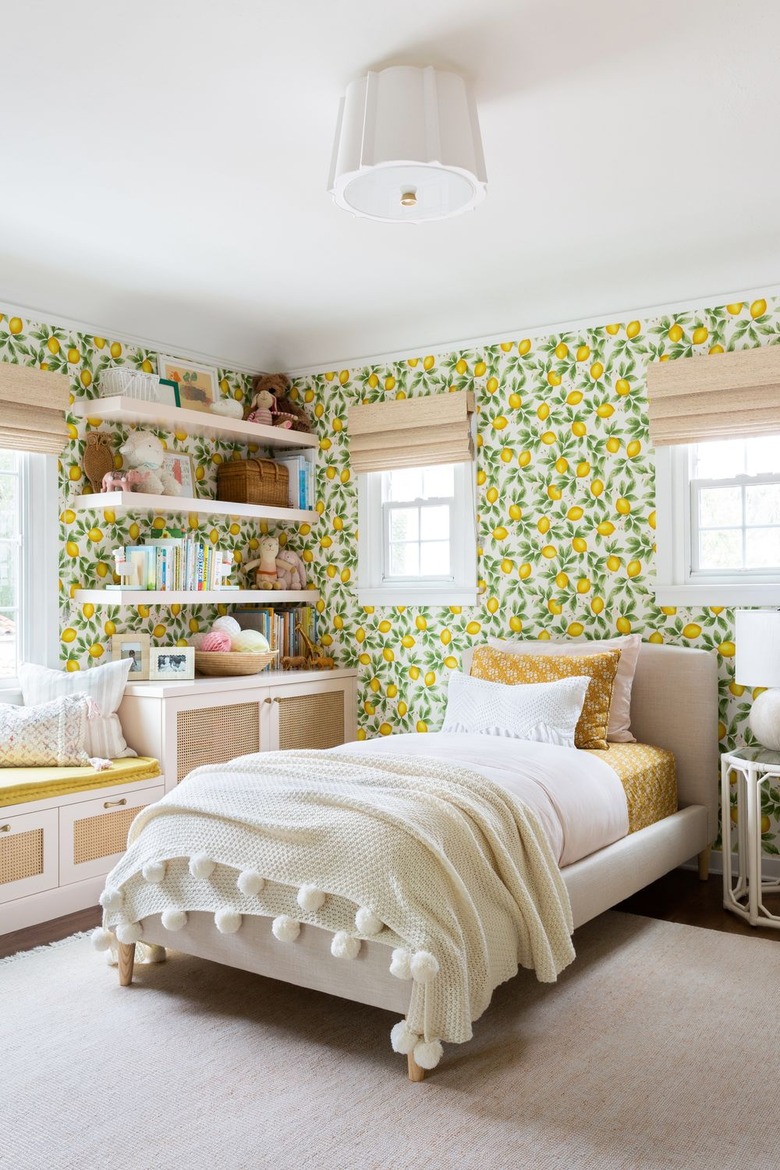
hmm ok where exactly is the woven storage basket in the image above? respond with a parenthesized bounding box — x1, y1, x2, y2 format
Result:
(195, 649, 277, 677)
(217, 459, 289, 507)
(99, 368, 163, 400)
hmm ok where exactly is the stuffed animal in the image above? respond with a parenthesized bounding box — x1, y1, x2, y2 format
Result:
(210, 398, 244, 419)
(119, 432, 182, 496)
(275, 548, 307, 591)
(244, 534, 281, 589)
(245, 388, 275, 427)
(82, 431, 115, 493)
(101, 468, 144, 493)
(249, 373, 312, 433)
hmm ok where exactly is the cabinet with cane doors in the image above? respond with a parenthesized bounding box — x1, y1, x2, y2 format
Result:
(117, 668, 358, 790)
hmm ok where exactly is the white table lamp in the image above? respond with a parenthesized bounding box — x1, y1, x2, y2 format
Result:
(735, 609, 780, 750)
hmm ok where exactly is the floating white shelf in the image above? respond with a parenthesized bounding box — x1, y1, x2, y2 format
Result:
(69, 397, 319, 450)
(74, 589, 319, 606)
(72, 491, 316, 524)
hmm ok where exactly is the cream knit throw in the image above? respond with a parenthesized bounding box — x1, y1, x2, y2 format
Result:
(100, 750, 575, 1052)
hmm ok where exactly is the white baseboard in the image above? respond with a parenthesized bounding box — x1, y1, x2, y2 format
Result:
(1, 876, 103, 935)
(681, 849, 780, 881)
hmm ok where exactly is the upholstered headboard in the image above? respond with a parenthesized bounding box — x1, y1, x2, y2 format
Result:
(629, 642, 719, 841)
(461, 640, 720, 841)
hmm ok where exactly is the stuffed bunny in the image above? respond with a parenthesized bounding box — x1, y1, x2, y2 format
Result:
(275, 548, 307, 591)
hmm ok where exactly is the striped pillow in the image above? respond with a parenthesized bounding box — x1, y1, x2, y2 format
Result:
(19, 659, 136, 759)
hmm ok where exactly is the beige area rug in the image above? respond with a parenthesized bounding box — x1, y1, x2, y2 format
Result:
(3, 911, 780, 1170)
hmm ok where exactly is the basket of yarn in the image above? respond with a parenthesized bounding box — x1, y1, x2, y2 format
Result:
(193, 616, 277, 676)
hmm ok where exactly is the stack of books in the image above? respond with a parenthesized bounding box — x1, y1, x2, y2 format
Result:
(233, 603, 318, 658)
(273, 453, 313, 510)
(111, 533, 236, 591)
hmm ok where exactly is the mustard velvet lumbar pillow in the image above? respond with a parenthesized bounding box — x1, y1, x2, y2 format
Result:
(470, 646, 622, 751)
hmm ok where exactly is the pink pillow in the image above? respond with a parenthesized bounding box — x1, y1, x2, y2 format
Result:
(466, 635, 642, 743)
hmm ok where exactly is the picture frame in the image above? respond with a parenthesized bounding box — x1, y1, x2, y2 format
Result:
(111, 632, 151, 680)
(161, 451, 197, 497)
(149, 646, 195, 681)
(157, 356, 218, 413)
(154, 378, 181, 408)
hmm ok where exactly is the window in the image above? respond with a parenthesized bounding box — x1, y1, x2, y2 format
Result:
(357, 461, 477, 605)
(0, 451, 58, 688)
(655, 434, 780, 604)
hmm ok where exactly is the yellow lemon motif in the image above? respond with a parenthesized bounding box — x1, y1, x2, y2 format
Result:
(537, 516, 550, 534)
(9, 317, 23, 334)
(66, 347, 80, 363)
(68, 465, 82, 482)
(541, 431, 556, 445)
(474, 361, 487, 377)
(576, 577, 591, 594)
(379, 723, 392, 736)
(110, 342, 122, 358)
(493, 526, 508, 540)
(416, 721, 428, 733)
(554, 342, 568, 359)
(487, 597, 499, 614)
(591, 479, 604, 497)
(508, 392, 521, 409)
(719, 641, 736, 657)
(424, 671, 436, 687)
(616, 617, 632, 634)
(660, 606, 677, 615)
(492, 416, 508, 430)
(568, 505, 584, 520)
(648, 632, 664, 644)
(89, 644, 104, 658)
(486, 486, 499, 504)
(518, 339, 532, 355)
(576, 345, 590, 362)
(487, 377, 499, 394)
(750, 299, 767, 319)
(518, 450, 532, 467)
(384, 375, 395, 391)
(648, 510, 657, 530)
(66, 539, 80, 558)
(606, 437, 621, 453)
(509, 616, 523, 633)
(547, 369, 561, 387)
(572, 536, 587, 553)
(401, 634, 415, 649)
(692, 326, 709, 344)
(555, 571, 569, 588)
(606, 555, 622, 572)
(682, 623, 702, 639)
(508, 504, 522, 522)
(605, 323, 620, 335)
(547, 484, 562, 500)
(541, 545, 556, 559)
(590, 362, 603, 380)
(596, 403, 614, 418)
(519, 563, 532, 579)
(104, 620, 116, 636)
(626, 321, 641, 339)
(477, 469, 487, 485)
(616, 497, 631, 515)
(466, 620, 481, 635)
(572, 421, 587, 438)
(82, 602, 94, 620)
(423, 355, 435, 370)
(61, 627, 78, 643)
(626, 439, 642, 458)
(591, 597, 605, 614)
(382, 647, 394, 662)
(627, 560, 642, 578)
(668, 323, 683, 343)
(568, 622, 584, 637)
(615, 378, 630, 397)
(555, 456, 568, 474)
(440, 629, 452, 646)
(576, 461, 590, 477)
(409, 666, 420, 680)
(415, 616, 427, 631)
(369, 677, 381, 694)
(397, 701, 408, 717)
(548, 598, 562, 615)
(455, 358, 468, 375)
(729, 681, 744, 697)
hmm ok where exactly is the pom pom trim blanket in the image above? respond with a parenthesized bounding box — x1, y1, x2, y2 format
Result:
(100, 750, 575, 1053)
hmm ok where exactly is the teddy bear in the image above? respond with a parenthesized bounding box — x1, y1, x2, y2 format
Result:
(248, 373, 312, 433)
(275, 547, 307, 591)
(119, 432, 182, 496)
(244, 534, 282, 589)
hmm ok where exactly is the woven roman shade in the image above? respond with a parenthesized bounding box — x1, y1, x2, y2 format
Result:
(347, 390, 475, 473)
(647, 346, 780, 446)
(0, 362, 70, 455)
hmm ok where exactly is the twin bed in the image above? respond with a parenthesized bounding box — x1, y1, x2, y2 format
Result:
(99, 641, 719, 1081)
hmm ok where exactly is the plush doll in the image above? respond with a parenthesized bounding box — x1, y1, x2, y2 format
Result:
(244, 534, 281, 589)
(245, 388, 276, 427)
(119, 432, 182, 496)
(249, 373, 312, 433)
(275, 548, 307, 591)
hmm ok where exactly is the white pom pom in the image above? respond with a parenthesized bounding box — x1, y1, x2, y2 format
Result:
(390, 1019, 419, 1055)
(142, 860, 166, 884)
(330, 931, 361, 959)
(91, 927, 114, 952)
(189, 853, 216, 879)
(410, 950, 440, 984)
(106, 943, 118, 967)
(116, 922, 143, 945)
(215, 909, 242, 934)
(413, 1038, 443, 1070)
(272, 915, 300, 942)
(99, 887, 123, 912)
(139, 943, 167, 964)
(389, 947, 412, 980)
(161, 908, 188, 931)
(237, 869, 265, 896)
(355, 906, 383, 935)
(297, 884, 326, 913)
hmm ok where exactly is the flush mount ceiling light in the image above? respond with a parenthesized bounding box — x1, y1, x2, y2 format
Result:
(328, 65, 487, 224)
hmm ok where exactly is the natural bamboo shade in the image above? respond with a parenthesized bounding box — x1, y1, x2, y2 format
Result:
(647, 346, 780, 445)
(0, 361, 70, 455)
(347, 390, 475, 472)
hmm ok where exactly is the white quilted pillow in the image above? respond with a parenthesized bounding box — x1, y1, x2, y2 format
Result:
(441, 670, 590, 747)
(19, 659, 136, 759)
(0, 695, 94, 767)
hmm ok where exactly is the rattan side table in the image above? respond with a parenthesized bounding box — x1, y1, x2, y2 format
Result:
(721, 746, 780, 930)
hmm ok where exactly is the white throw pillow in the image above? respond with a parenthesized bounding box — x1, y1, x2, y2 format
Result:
(0, 695, 93, 767)
(461, 634, 642, 743)
(19, 659, 136, 759)
(441, 670, 590, 748)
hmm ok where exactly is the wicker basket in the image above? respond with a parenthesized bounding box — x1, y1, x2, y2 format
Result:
(195, 649, 277, 677)
(216, 459, 289, 507)
(99, 367, 163, 400)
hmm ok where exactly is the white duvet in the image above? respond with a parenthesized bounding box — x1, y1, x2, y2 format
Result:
(337, 732, 629, 868)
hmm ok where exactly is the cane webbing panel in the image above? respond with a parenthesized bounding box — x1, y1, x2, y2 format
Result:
(0, 828, 44, 885)
(277, 692, 345, 751)
(73, 806, 139, 865)
(176, 702, 260, 781)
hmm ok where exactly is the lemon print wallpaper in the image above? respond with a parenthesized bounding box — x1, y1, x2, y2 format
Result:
(1, 293, 779, 855)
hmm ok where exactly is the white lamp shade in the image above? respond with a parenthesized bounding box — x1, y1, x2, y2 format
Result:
(328, 66, 487, 223)
(735, 609, 780, 687)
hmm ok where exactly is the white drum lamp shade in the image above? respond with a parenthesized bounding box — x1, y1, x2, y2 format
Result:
(328, 66, 487, 223)
(735, 609, 780, 750)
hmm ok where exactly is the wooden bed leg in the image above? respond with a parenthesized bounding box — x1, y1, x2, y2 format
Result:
(407, 1052, 426, 1082)
(117, 942, 135, 987)
(697, 846, 712, 881)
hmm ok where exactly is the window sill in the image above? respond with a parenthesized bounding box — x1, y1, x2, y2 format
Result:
(357, 587, 479, 607)
(655, 583, 780, 606)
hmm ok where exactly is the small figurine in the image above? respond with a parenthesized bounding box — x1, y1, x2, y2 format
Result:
(244, 534, 282, 589)
(296, 623, 335, 670)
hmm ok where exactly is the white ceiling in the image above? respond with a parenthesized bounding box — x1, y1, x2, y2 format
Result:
(1, 0, 778, 372)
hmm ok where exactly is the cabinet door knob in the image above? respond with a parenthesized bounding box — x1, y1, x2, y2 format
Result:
(0, 824, 10, 833)
(103, 798, 128, 809)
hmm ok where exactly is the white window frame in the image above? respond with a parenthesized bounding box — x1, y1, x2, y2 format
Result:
(0, 452, 59, 697)
(357, 461, 478, 606)
(656, 444, 780, 605)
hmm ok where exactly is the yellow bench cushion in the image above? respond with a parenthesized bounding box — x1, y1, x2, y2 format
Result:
(0, 757, 162, 808)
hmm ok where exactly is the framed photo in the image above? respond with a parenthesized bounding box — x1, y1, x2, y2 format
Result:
(157, 356, 218, 413)
(149, 646, 195, 681)
(154, 378, 181, 408)
(162, 451, 197, 497)
(112, 632, 151, 680)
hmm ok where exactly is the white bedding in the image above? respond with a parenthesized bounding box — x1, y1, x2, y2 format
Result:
(338, 732, 629, 868)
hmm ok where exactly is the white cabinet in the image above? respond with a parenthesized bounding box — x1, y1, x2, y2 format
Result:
(58, 784, 166, 886)
(0, 808, 59, 905)
(118, 669, 358, 790)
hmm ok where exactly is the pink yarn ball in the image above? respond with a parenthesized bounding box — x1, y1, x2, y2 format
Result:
(201, 630, 232, 652)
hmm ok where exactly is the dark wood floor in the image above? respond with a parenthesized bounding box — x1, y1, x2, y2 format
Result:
(2, 869, 778, 960)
